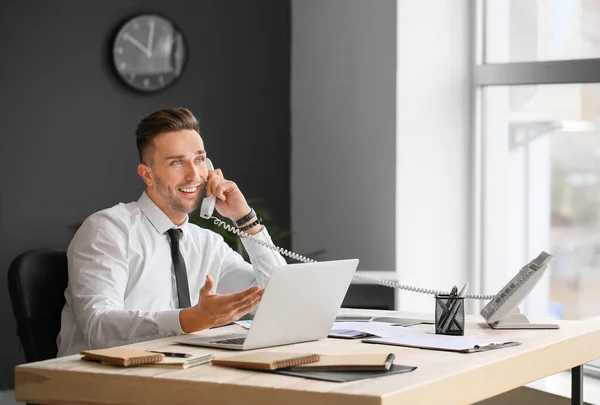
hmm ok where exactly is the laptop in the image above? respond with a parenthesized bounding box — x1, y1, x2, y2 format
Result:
(175, 259, 359, 350)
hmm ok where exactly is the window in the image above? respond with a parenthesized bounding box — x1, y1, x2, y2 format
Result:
(486, 0, 600, 63)
(476, 0, 600, 373)
(482, 84, 600, 321)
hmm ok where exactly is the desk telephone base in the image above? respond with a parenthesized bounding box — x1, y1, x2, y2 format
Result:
(489, 309, 559, 330)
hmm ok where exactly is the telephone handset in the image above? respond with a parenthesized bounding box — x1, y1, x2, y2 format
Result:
(199, 160, 555, 304)
(199, 158, 217, 220)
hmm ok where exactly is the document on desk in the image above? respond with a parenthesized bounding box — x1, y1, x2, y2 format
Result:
(363, 334, 520, 353)
(235, 320, 424, 338)
(330, 322, 426, 338)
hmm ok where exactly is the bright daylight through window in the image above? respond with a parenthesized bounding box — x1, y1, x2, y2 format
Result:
(479, 0, 600, 373)
(483, 84, 600, 321)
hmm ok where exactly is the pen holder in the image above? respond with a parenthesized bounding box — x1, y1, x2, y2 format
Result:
(434, 294, 465, 336)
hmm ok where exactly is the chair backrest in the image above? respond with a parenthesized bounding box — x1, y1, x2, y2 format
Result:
(8, 249, 68, 362)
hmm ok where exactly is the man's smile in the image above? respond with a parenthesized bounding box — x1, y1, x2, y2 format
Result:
(177, 183, 204, 199)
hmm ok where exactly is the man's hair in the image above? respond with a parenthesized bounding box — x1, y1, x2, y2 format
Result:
(135, 107, 200, 164)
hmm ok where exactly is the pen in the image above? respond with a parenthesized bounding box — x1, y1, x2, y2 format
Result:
(456, 283, 469, 298)
(437, 286, 458, 328)
(149, 350, 191, 358)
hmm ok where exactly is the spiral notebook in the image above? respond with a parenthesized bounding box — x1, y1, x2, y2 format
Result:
(212, 352, 320, 371)
(291, 353, 395, 371)
(81, 348, 164, 367)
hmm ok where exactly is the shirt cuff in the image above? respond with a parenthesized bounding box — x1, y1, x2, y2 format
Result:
(240, 226, 276, 258)
(156, 309, 184, 335)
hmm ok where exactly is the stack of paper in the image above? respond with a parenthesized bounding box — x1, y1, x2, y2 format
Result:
(145, 346, 214, 369)
(152, 353, 214, 369)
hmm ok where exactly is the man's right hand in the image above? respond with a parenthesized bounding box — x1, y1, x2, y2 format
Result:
(179, 275, 264, 333)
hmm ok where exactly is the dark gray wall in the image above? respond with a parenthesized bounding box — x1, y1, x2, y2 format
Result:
(0, 0, 290, 388)
(291, 0, 396, 271)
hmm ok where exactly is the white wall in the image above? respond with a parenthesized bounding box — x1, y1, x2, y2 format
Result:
(395, 0, 472, 312)
(291, 0, 396, 272)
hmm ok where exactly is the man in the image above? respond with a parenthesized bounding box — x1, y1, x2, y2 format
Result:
(57, 107, 286, 357)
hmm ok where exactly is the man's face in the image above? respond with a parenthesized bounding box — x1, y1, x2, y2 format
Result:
(142, 129, 209, 220)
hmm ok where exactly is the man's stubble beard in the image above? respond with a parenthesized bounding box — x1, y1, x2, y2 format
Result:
(154, 176, 204, 215)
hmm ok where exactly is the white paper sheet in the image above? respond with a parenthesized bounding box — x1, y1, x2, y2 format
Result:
(234, 320, 426, 337)
(330, 321, 427, 338)
(366, 334, 511, 351)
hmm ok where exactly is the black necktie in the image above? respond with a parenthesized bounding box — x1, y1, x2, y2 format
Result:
(166, 228, 191, 308)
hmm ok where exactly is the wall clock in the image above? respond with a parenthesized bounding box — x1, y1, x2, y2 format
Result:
(112, 14, 187, 92)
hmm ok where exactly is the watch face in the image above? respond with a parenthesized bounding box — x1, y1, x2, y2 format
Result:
(112, 14, 186, 92)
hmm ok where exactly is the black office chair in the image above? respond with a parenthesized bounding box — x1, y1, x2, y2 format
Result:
(8, 249, 68, 363)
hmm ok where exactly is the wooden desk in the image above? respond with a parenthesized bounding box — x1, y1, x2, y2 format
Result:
(15, 309, 600, 405)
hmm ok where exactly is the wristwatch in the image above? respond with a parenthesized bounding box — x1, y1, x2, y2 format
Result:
(234, 208, 256, 227)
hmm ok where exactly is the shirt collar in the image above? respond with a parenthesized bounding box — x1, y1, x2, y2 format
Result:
(137, 191, 189, 238)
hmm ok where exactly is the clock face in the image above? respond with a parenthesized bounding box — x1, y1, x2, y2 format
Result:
(112, 14, 186, 92)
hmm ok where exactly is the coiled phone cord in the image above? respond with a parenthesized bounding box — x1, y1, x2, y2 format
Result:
(212, 217, 494, 300)
(352, 273, 495, 300)
(212, 218, 318, 263)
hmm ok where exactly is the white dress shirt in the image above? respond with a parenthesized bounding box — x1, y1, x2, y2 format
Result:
(57, 192, 286, 357)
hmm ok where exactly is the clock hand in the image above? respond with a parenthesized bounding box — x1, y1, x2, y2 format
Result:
(147, 19, 155, 58)
(123, 32, 150, 57)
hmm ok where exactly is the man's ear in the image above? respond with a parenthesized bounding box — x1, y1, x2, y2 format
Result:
(137, 163, 153, 187)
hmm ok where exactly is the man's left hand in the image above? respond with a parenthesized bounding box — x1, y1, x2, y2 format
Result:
(205, 167, 251, 223)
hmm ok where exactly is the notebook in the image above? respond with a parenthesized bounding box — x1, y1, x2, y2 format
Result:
(80, 348, 164, 367)
(291, 353, 395, 371)
(212, 352, 320, 371)
(363, 334, 521, 353)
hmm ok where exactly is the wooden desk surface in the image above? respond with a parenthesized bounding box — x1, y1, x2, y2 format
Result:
(15, 309, 600, 405)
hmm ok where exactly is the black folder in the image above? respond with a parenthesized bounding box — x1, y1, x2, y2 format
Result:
(268, 364, 417, 382)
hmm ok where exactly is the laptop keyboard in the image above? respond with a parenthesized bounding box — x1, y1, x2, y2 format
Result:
(211, 337, 246, 345)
